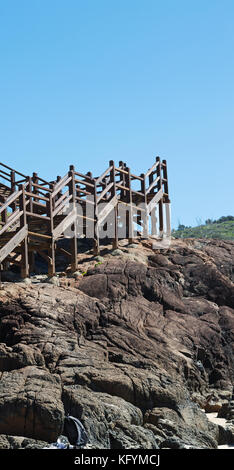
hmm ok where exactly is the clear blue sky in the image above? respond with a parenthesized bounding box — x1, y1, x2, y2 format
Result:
(0, 0, 233, 229)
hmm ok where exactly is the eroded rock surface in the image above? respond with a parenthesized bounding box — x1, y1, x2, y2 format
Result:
(0, 238, 233, 448)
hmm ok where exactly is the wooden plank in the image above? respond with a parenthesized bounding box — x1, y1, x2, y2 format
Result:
(116, 183, 130, 192)
(51, 175, 72, 198)
(0, 162, 26, 179)
(76, 213, 95, 222)
(74, 171, 93, 181)
(131, 174, 144, 181)
(0, 190, 22, 214)
(0, 210, 22, 236)
(145, 176, 160, 195)
(57, 247, 72, 258)
(97, 182, 114, 203)
(74, 178, 94, 188)
(53, 207, 77, 239)
(95, 166, 112, 185)
(131, 189, 144, 197)
(147, 188, 164, 214)
(52, 194, 72, 217)
(145, 161, 159, 180)
(75, 188, 92, 196)
(54, 190, 69, 208)
(25, 191, 49, 202)
(31, 181, 52, 191)
(115, 167, 129, 175)
(97, 194, 119, 226)
(26, 211, 50, 221)
(75, 196, 95, 205)
(162, 159, 170, 203)
(28, 231, 52, 240)
(0, 225, 28, 263)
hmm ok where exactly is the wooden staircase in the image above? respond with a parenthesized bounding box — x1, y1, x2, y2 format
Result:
(0, 157, 171, 278)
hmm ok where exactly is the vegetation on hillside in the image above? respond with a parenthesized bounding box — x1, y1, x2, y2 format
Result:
(172, 216, 234, 241)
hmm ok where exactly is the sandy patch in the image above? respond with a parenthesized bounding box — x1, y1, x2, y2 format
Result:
(206, 412, 234, 450)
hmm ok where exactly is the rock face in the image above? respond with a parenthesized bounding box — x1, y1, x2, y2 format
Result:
(0, 237, 233, 448)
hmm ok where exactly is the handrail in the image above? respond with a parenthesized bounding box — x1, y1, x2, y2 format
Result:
(0, 162, 27, 179)
(25, 191, 49, 203)
(97, 181, 114, 203)
(0, 210, 23, 236)
(145, 161, 160, 180)
(95, 165, 113, 186)
(145, 176, 160, 195)
(52, 194, 72, 218)
(0, 189, 22, 214)
(51, 174, 71, 198)
(74, 178, 94, 189)
(54, 189, 69, 208)
(74, 171, 93, 182)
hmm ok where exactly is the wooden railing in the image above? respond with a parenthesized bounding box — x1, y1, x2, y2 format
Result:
(0, 157, 170, 276)
(0, 185, 29, 277)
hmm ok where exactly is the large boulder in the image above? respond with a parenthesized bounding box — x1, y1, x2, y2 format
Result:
(0, 238, 233, 448)
(0, 366, 64, 442)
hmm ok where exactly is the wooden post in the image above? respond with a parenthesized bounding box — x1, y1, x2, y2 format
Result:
(110, 160, 118, 249)
(93, 180, 100, 255)
(140, 173, 148, 238)
(46, 189, 56, 277)
(27, 176, 33, 213)
(69, 165, 78, 272)
(125, 167, 133, 243)
(162, 160, 170, 203)
(10, 170, 16, 193)
(29, 251, 35, 274)
(1, 196, 7, 226)
(85, 172, 93, 238)
(19, 184, 29, 278)
(56, 176, 62, 202)
(10, 170, 17, 211)
(32, 172, 39, 214)
(156, 157, 164, 236)
(148, 172, 157, 236)
(162, 159, 171, 237)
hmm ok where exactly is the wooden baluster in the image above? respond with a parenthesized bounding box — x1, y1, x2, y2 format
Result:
(148, 171, 157, 236)
(125, 167, 133, 243)
(1, 196, 7, 227)
(156, 156, 164, 237)
(93, 179, 100, 255)
(162, 160, 170, 203)
(109, 160, 118, 249)
(85, 172, 93, 239)
(46, 187, 55, 277)
(69, 165, 78, 272)
(32, 172, 39, 214)
(19, 184, 29, 278)
(140, 173, 148, 238)
(10, 170, 17, 212)
(162, 159, 171, 237)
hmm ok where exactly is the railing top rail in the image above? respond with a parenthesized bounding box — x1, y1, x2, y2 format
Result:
(51, 173, 71, 198)
(0, 162, 27, 179)
(0, 189, 22, 214)
(74, 171, 93, 182)
(36, 175, 55, 187)
(145, 161, 160, 180)
(95, 165, 113, 186)
(0, 169, 12, 178)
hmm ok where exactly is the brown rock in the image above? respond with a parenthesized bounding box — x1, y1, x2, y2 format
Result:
(0, 237, 233, 448)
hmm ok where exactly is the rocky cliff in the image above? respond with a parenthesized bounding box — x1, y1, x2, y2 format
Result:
(0, 237, 233, 449)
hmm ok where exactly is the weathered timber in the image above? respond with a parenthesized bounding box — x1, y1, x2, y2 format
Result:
(0, 156, 170, 277)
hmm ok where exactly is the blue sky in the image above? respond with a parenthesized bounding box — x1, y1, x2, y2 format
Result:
(0, 0, 233, 229)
